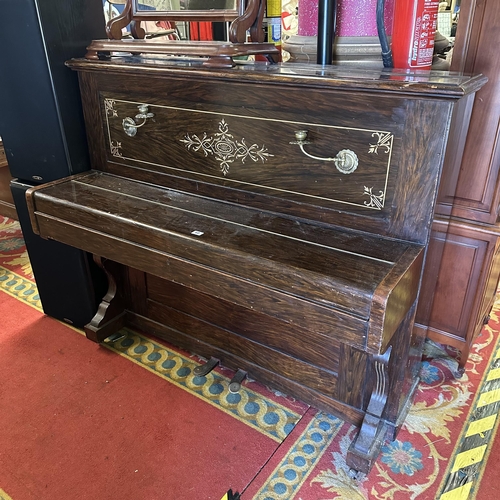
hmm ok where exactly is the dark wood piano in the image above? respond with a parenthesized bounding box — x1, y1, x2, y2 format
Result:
(25, 50, 486, 475)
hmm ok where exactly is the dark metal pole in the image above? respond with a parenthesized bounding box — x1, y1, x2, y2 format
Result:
(316, 0, 338, 65)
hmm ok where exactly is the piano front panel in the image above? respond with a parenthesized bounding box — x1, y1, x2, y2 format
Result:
(101, 94, 397, 215)
(75, 68, 456, 244)
(80, 70, 454, 238)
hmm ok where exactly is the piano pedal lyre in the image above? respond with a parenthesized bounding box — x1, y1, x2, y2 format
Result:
(229, 369, 247, 393)
(193, 357, 220, 377)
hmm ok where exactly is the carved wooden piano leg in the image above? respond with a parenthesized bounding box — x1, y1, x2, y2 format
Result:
(346, 347, 393, 477)
(84, 256, 126, 343)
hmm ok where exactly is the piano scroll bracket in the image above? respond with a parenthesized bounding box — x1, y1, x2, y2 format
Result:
(84, 255, 126, 343)
(346, 346, 393, 477)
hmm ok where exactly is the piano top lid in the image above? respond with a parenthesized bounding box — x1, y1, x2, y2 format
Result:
(66, 52, 487, 99)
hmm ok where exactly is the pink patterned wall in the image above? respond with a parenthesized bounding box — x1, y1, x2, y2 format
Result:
(298, 0, 395, 37)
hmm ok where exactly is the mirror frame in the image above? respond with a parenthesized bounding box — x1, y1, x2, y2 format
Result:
(106, 0, 263, 42)
(132, 0, 243, 22)
(91, 0, 278, 67)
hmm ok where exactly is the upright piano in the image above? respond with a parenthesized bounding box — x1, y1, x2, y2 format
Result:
(25, 48, 486, 475)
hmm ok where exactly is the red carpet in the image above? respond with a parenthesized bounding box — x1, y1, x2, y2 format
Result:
(0, 292, 309, 499)
(1, 214, 500, 499)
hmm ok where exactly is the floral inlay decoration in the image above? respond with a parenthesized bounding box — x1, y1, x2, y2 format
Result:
(369, 131, 393, 155)
(180, 119, 273, 176)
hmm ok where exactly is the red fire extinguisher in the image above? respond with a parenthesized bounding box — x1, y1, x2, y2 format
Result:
(391, 0, 440, 70)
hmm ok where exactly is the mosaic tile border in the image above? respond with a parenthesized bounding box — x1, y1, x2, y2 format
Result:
(0, 269, 41, 309)
(252, 412, 345, 499)
(105, 328, 304, 442)
(0, 489, 13, 500)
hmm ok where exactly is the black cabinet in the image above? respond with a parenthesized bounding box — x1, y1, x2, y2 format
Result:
(0, 0, 107, 326)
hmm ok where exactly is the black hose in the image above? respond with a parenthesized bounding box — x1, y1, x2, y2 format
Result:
(377, 0, 393, 68)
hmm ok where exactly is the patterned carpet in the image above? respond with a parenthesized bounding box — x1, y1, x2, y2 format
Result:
(0, 215, 499, 499)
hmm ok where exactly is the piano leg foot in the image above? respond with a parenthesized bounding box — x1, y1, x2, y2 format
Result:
(347, 468, 366, 481)
(347, 417, 390, 477)
(454, 345, 469, 379)
(346, 347, 392, 476)
(84, 256, 126, 343)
